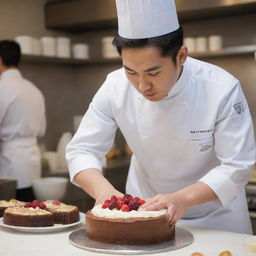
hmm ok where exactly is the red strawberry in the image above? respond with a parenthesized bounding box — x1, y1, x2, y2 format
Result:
(120, 204, 130, 212)
(128, 200, 140, 211)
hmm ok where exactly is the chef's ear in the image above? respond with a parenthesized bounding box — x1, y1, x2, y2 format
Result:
(176, 46, 188, 66)
(0, 57, 4, 69)
(0, 56, 4, 67)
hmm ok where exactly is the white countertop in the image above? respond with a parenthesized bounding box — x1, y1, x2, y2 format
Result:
(0, 220, 255, 256)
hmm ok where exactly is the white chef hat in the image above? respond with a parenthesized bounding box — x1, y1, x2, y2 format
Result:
(115, 0, 179, 39)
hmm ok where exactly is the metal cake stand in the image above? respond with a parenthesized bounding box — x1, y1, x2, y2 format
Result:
(69, 227, 194, 255)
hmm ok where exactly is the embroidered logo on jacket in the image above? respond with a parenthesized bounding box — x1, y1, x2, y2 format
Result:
(190, 129, 213, 134)
(233, 102, 244, 114)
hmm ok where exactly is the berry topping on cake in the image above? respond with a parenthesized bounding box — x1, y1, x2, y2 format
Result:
(101, 194, 145, 212)
(120, 204, 130, 212)
(24, 200, 46, 209)
(53, 200, 61, 205)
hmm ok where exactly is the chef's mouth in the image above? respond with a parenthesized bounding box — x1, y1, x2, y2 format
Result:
(144, 92, 156, 97)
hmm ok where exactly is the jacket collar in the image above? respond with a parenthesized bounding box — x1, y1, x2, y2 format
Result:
(1, 69, 22, 80)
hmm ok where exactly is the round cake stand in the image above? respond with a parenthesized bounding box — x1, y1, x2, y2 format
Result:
(69, 227, 194, 255)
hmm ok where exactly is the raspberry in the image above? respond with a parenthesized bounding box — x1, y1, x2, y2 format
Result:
(128, 200, 140, 211)
(39, 202, 46, 209)
(117, 200, 124, 209)
(111, 195, 117, 201)
(123, 194, 132, 204)
(117, 197, 123, 201)
(31, 202, 38, 208)
(120, 204, 130, 212)
(108, 198, 117, 210)
(102, 201, 110, 208)
(24, 202, 33, 208)
(134, 197, 141, 202)
(139, 199, 145, 205)
(53, 200, 61, 205)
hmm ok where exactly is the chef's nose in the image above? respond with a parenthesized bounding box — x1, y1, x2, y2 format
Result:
(138, 77, 151, 92)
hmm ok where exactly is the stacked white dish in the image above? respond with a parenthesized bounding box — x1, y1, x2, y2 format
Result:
(40, 37, 56, 57)
(72, 43, 89, 60)
(56, 37, 71, 58)
(15, 36, 41, 55)
(102, 36, 119, 58)
(184, 35, 223, 53)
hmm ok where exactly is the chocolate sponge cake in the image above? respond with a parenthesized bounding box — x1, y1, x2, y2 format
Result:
(0, 199, 25, 217)
(86, 209, 175, 244)
(86, 195, 175, 245)
(4, 207, 54, 227)
(44, 200, 79, 224)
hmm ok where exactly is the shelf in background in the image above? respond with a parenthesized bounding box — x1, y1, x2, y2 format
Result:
(191, 45, 256, 59)
(21, 54, 122, 66)
(21, 45, 256, 66)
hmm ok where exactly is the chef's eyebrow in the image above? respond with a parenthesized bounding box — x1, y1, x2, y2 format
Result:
(123, 65, 162, 73)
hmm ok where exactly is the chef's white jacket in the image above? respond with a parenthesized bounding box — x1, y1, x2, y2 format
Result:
(0, 69, 46, 189)
(66, 57, 255, 233)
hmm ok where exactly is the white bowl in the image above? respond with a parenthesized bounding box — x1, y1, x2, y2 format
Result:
(32, 177, 68, 201)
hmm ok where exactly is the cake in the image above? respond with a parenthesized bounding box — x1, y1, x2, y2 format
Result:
(86, 195, 175, 245)
(0, 199, 26, 217)
(44, 200, 80, 224)
(3, 207, 54, 227)
(2, 200, 80, 227)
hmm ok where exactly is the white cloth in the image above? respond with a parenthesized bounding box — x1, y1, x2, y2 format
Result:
(116, 0, 179, 39)
(66, 57, 256, 233)
(0, 69, 46, 188)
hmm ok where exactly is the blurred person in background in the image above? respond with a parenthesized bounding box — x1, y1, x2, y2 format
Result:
(0, 40, 46, 201)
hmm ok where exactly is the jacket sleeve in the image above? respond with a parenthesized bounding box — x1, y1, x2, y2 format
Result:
(66, 76, 118, 185)
(0, 85, 13, 127)
(38, 93, 47, 137)
(199, 80, 256, 206)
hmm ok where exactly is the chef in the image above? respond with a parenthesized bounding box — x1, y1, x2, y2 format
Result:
(0, 40, 46, 201)
(66, 0, 256, 233)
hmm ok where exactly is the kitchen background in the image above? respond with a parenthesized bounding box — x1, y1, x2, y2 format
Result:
(0, 0, 256, 229)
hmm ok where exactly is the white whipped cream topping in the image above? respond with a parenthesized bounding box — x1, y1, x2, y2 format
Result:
(91, 204, 167, 219)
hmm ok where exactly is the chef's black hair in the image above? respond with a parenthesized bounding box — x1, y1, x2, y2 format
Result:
(0, 40, 21, 67)
(112, 26, 183, 64)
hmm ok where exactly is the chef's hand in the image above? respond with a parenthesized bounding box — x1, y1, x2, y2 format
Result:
(138, 182, 218, 225)
(139, 193, 188, 226)
(74, 168, 124, 206)
(95, 189, 124, 205)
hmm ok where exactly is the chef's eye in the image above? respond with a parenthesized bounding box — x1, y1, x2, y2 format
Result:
(148, 71, 160, 77)
(126, 70, 137, 75)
